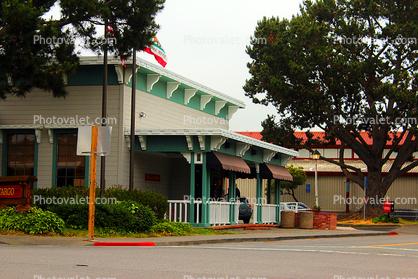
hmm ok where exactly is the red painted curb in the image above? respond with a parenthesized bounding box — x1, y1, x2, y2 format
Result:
(93, 242, 155, 246)
(389, 231, 400, 235)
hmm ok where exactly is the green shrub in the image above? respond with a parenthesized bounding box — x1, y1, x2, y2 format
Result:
(47, 200, 156, 233)
(152, 220, 193, 235)
(33, 187, 89, 210)
(115, 201, 157, 232)
(103, 185, 168, 219)
(47, 203, 89, 230)
(0, 207, 65, 235)
(372, 214, 399, 223)
(33, 185, 168, 220)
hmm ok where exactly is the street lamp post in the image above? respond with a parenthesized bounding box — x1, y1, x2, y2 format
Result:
(312, 150, 321, 207)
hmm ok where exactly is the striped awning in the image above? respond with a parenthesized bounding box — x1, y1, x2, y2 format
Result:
(261, 163, 293, 181)
(208, 151, 251, 174)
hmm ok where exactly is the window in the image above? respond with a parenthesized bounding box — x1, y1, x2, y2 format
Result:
(5, 132, 35, 176)
(55, 131, 86, 187)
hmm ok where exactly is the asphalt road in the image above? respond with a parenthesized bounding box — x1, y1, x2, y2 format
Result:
(1, 231, 418, 279)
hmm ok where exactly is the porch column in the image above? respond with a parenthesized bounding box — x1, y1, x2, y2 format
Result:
(275, 179, 281, 224)
(228, 171, 237, 225)
(255, 164, 263, 224)
(267, 179, 271, 204)
(206, 162, 211, 224)
(189, 152, 195, 225)
(199, 152, 210, 227)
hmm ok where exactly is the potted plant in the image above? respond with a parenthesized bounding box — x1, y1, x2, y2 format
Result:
(312, 196, 321, 212)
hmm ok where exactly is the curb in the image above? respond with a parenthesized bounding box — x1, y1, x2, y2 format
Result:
(152, 231, 392, 247)
(337, 223, 401, 230)
(212, 224, 280, 230)
(0, 231, 394, 247)
(351, 225, 400, 231)
(93, 242, 155, 247)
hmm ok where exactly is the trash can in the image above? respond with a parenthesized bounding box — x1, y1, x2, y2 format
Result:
(299, 211, 314, 229)
(280, 211, 295, 228)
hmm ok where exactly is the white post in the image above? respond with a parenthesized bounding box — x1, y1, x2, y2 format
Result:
(169, 203, 172, 222)
(315, 159, 319, 207)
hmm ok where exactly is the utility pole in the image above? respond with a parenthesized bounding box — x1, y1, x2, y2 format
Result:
(100, 20, 108, 196)
(129, 49, 136, 191)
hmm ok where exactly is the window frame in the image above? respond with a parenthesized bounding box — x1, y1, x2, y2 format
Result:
(52, 129, 89, 188)
(1, 129, 38, 188)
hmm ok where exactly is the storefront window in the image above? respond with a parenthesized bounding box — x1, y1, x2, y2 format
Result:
(6, 133, 35, 176)
(56, 132, 86, 187)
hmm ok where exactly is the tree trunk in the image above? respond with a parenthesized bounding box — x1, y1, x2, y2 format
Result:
(362, 169, 391, 217)
(290, 189, 299, 203)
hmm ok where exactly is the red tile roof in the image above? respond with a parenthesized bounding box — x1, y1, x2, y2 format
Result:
(234, 131, 263, 140)
(234, 131, 409, 147)
(290, 159, 418, 174)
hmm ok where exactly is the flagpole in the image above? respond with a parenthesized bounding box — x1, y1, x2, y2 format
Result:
(129, 48, 136, 191)
(100, 19, 108, 197)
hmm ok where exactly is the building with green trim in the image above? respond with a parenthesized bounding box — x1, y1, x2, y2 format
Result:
(0, 56, 298, 226)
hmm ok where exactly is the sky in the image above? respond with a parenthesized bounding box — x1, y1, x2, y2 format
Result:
(141, 0, 304, 132)
(48, 0, 305, 132)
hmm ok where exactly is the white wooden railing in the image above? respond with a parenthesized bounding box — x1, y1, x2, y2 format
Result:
(253, 203, 279, 224)
(209, 201, 240, 225)
(261, 204, 278, 224)
(252, 202, 305, 224)
(166, 200, 239, 226)
(166, 200, 297, 225)
(166, 200, 191, 223)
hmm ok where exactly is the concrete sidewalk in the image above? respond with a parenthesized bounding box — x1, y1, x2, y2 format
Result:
(0, 226, 395, 247)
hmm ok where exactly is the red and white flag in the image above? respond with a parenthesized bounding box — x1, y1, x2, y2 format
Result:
(143, 36, 167, 67)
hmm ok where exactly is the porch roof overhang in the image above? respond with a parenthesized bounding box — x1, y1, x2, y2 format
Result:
(124, 128, 299, 166)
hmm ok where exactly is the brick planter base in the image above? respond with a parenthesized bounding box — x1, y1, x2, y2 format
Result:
(294, 212, 337, 230)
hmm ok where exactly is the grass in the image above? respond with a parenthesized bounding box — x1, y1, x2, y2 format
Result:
(0, 225, 235, 238)
(398, 219, 418, 225)
(337, 214, 418, 226)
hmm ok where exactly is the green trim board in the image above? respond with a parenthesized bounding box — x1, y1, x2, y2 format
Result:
(200, 151, 210, 226)
(216, 140, 237, 156)
(256, 171, 262, 224)
(134, 135, 210, 153)
(269, 156, 282, 166)
(228, 171, 237, 225)
(67, 58, 241, 120)
(241, 147, 264, 163)
(189, 152, 196, 225)
(67, 65, 119, 86)
(133, 134, 291, 168)
(125, 71, 234, 120)
(275, 180, 281, 224)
